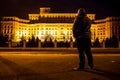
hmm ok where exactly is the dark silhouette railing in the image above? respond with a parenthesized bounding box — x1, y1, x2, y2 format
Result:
(6, 40, 120, 48)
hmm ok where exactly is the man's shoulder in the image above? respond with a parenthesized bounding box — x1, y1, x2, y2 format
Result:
(78, 16, 90, 20)
(85, 16, 90, 19)
(84, 16, 91, 21)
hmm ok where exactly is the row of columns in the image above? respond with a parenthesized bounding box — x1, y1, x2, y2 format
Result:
(8, 40, 120, 48)
(102, 41, 120, 48)
(8, 40, 74, 48)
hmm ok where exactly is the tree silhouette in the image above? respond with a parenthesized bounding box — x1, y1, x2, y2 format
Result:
(92, 38, 101, 47)
(43, 35, 54, 47)
(105, 36, 118, 48)
(0, 34, 8, 47)
(36, 37, 39, 47)
(27, 35, 37, 47)
(18, 36, 24, 47)
(105, 38, 109, 47)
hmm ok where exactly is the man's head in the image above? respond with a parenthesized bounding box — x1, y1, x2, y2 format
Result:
(77, 8, 87, 16)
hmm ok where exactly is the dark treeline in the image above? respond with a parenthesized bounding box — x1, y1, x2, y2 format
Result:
(0, 34, 8, 47)
(92, 36, 119, 48)
(0, 34, 119, 48)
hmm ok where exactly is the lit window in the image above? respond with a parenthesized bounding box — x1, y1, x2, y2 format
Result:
(55, 31, 57, 35)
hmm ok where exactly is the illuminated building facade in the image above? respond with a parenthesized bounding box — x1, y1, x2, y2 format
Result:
(0, 7, 120, 43)
(93, 17, 120, 42)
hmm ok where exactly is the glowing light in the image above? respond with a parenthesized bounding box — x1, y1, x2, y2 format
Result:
(38, 31, 42, 39)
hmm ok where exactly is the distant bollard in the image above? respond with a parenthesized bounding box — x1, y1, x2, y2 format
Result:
(70, 40, 73, 48)
(38, 40, 41, 48)
(102, 41, 105, 48)
(23, 40, 26, 48)
(54, 40, 57, 48)
(8, 40, 12, 48)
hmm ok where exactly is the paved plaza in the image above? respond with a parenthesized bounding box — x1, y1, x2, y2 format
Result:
(0, 51, 120, 80)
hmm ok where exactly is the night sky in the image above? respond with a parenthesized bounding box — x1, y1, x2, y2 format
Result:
(0, 0, 119, 20)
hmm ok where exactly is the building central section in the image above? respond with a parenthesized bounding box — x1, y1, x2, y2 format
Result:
(1, 7, 96, 42)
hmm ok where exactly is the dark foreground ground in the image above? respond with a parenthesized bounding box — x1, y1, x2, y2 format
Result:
(1, 48, 120, 53)
(0, 51, 120, 80)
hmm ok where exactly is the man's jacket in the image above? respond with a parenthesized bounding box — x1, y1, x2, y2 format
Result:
(72, 16, 91, 39)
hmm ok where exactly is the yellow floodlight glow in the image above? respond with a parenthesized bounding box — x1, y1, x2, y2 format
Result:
(64, 31, 67, 35)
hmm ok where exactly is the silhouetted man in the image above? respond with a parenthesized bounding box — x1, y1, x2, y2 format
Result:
(72, 8, 94, 70)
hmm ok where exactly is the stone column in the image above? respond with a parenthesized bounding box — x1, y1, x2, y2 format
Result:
(38, 40, 41, 48)
(54, 40, 57, 48)
(70, 40, 73, 48)
(70, 37, 73, 48)
(8, 40, 12, 48)
(102, 41, 105, 48)
(23, 40, 26, 48)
